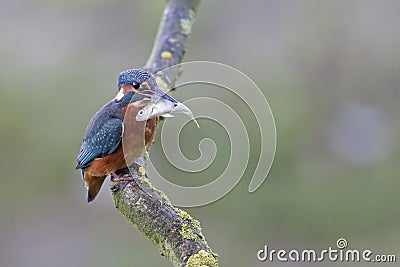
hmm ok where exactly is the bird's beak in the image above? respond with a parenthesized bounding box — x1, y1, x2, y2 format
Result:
(154, 86, 179, 103)
(153, 87, 199, 127)
(141, 91, 199, 127)
(169, 102, 200, 128)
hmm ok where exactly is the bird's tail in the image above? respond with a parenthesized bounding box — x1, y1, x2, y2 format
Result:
(83, 172, 107, 203)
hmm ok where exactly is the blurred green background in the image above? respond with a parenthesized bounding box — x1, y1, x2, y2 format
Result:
(1, 1, 399, 266)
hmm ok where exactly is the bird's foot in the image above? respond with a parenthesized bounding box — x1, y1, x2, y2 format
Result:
(111, 172, 134, 182)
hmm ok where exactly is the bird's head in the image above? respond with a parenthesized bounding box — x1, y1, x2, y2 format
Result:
(115, 69, 153, 99)
(115, 69, 198, 126)
(117, 69, 154, 90)
(115, 69, 177, 104)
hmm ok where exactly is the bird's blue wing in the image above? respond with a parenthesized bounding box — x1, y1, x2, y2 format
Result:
(77, 117, 122, 168)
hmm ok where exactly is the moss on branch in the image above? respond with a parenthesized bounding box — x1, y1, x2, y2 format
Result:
(110, 0, 218, 266)
(110, 166, 217, 267)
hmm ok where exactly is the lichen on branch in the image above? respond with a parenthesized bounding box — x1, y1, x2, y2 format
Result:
(111, 165, 217, 267)
(110, 1, 218, 266)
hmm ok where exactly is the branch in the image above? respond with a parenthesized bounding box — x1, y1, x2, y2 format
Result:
(110, 1, 218, 266)
(145, 0, 201, 89)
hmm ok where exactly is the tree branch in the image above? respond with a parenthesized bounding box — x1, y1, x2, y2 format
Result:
(145, 0, 200, 89)
(110, 1, 218, 266)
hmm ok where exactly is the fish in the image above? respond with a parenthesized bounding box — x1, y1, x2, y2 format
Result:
(136, 97, 199, 128)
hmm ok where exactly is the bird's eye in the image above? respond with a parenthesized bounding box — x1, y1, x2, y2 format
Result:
(138, 110, 144, 115)
(132, 82, 140, 89)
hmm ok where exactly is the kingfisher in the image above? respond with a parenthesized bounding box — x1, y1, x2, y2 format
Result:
(76, 69, 189, 202)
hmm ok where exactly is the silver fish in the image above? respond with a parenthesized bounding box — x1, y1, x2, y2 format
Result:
(136, 97, 199, 128)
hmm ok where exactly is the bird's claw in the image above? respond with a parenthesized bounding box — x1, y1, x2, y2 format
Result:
(112, 176, 135, 182)
(111, 172, 134, 182)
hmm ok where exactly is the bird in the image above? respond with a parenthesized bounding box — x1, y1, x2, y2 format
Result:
(76, 69, 187, 202)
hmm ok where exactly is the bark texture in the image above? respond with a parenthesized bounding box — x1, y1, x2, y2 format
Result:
(110, 1, 218, 266)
